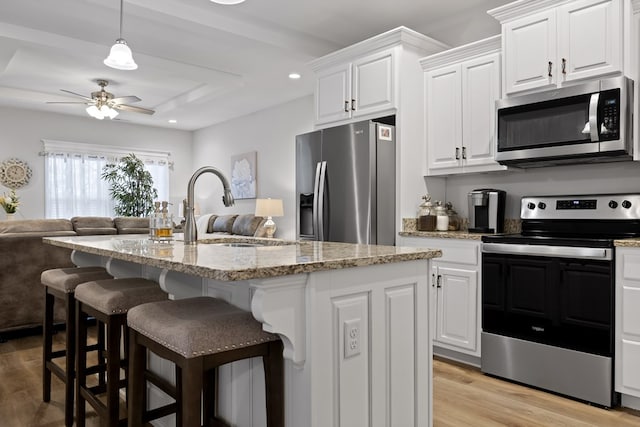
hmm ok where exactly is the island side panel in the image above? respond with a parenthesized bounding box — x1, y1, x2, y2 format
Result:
(305, 259, 432, 427)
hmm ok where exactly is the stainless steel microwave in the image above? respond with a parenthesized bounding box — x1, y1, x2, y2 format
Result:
(495, 76, 633, 167)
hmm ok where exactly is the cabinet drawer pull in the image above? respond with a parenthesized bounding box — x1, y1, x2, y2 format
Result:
(344, 100, 349, 112)
(562, 58, 566, 75)
(462, 146, 467, 160)
(548, 61, 553, 77)
(455, 147, 460, 160)
(351, 99, 356, 111)
(437, 274, 442, 288)
(432, 273, 436, 287)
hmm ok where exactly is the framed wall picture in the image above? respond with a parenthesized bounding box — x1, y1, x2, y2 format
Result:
(230, 151, 257, 199)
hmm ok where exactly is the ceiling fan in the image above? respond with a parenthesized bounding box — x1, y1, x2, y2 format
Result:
(47, 79, 155, 119)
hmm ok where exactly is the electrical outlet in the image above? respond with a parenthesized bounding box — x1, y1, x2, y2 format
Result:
(344, 318, 361, 359)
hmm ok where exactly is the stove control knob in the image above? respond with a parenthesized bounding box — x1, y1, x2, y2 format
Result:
(622, 200, 632, 209)
(609, 200, 618, 209)
(527, 202, 536, 210)
(538, 202, 546, 210)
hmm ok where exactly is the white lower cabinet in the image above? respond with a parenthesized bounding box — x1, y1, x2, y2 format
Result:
(615, 248, 640, 406)
(399, 236, 481, 360)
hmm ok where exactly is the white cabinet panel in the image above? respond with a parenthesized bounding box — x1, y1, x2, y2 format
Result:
(622, 340, 640, 394)
(426, 64, 461, 172)
(352, 51, 394, 118)
(622, 287, 640, 337)
(462, 53, 501, 169)
(504, 10, 556, 93)
(315, 64, 351, 124)
(558, 0, 622, 82)
(436, 267, 478, 352)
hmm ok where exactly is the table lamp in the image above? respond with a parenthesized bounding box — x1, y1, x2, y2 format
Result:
(255, 198, 284, 238)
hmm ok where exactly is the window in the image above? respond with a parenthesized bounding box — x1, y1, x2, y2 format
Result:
(42, 140, 171, 219)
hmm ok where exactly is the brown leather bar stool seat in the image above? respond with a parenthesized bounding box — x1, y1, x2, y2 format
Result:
(41, 266, 113, 427)
(127, 296, 284, 427)
(74, 278, 168, 427)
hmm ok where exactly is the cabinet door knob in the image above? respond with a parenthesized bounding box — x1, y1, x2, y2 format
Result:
(455, 147, 460, 160)
(351, 99, 356, 111)
(462, 146, 467, 160)
(344, 100, 349, 112)
(562, 58, 566, 75)
(548, 61, 553, 77)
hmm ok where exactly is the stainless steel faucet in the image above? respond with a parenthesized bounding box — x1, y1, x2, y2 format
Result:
(184, 166, 234, 245)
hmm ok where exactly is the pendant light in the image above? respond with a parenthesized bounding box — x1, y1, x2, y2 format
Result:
(104, 0, 138, 70)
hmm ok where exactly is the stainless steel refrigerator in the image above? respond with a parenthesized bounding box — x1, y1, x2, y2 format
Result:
(296, 119, 395, 245)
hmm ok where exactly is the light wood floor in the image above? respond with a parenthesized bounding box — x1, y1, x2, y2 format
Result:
(1, 331, 639, 426)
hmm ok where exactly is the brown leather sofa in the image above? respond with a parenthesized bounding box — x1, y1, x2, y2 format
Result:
(0, 214, 267, 337)
(0, 216, 150, 337)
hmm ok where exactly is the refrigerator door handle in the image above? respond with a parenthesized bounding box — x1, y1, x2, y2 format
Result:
(317, 161, 327, 241)
(312, 162, 322, 240)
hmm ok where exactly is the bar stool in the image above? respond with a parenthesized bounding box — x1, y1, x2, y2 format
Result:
(74, 278, 168, 427)
(41, 266, 113, 427)
(127, 296, 284, 427)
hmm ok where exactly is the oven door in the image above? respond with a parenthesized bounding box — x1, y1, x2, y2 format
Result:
(482, 244, 614, 356)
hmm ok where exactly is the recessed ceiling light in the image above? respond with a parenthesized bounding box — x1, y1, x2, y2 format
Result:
(210, 0, 245, 4)
(288, 73, 301, 80)
(168, 119, 177, 124)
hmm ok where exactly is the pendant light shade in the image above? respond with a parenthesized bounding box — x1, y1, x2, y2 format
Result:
(104, 0, 138, 70)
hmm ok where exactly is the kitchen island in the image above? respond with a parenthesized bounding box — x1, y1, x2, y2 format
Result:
(44, 234, 441, 427)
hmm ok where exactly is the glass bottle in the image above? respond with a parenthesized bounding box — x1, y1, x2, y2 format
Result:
(417, 195, 436, 231)
(434, 201, 449, 231)
(149, 201, 160, 240)
(445, 202, 460, 231)
(155, 201, 174, 242)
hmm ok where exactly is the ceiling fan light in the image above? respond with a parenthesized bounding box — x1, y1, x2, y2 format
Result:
(86, 105, 105, 120)
(101, 105, 119, 119)
(104, 39, 138, 70)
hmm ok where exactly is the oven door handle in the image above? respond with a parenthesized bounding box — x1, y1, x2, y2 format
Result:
(482, 243, 612, 260)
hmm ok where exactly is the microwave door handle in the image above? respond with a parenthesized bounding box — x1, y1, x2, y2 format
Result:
(312, 162, 322, 240)
(589, 93, 600, 142)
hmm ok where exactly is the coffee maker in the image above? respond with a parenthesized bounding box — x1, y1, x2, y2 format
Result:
(467, 189, 506, 233)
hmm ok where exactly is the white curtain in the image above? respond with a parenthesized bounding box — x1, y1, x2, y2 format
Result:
(43, 140, 171, 219)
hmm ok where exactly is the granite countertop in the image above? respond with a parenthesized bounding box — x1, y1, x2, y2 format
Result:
(44, 235, 442, 281)
(398, 230, 486, 240)
(614, 238, 640, 247)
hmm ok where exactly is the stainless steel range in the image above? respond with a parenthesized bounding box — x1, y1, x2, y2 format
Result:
(481, 193, 640, 407)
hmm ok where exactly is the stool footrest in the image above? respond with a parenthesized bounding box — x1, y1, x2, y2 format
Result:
(50, 349, 66, 359)
(45, 361, 68, 383)
(144, 370, 177, 399)
(80, 386, 107, 419)
(144, 403, 178, 423)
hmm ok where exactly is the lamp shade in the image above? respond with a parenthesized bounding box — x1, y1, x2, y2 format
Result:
(255, 198, 283, 217)
(104, 39, 138, 70)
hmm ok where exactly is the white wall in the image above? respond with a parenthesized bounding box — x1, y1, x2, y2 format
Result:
(0, 107, 193, 220)
(192, 96, 314, 241)
(441, 161, 640, 220)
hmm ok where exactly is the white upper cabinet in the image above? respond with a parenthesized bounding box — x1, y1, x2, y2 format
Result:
(504, 10, 557, 93)
(491, 0, 624, 95)
(422, 36, 505, 176)
(315, 51, 393, 124)
(309, 27, 448, 127)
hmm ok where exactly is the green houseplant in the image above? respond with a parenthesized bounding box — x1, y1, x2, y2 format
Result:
(101, 154, 158, 217)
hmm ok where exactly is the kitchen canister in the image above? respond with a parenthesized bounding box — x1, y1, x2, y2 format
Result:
(434, 201, 449, 231)
(417, 195, 436, 231)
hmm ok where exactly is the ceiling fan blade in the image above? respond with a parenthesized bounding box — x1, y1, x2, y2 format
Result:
(46, 101, 91, 104)
(110, 96, 141, 104)
(59, 89, 93, 101)
(113, 104, 155, 115)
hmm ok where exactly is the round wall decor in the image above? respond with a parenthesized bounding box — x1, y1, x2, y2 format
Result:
(0, 158, 32, 189)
